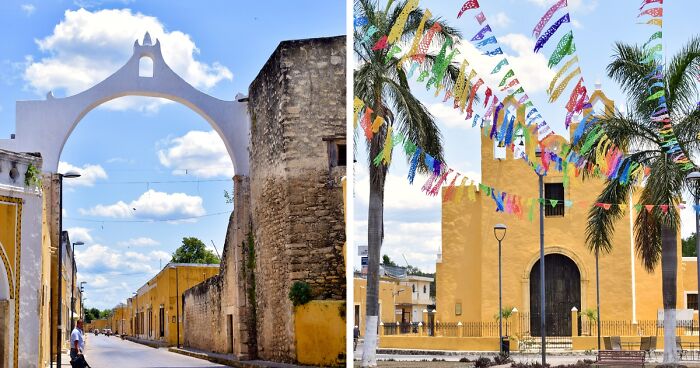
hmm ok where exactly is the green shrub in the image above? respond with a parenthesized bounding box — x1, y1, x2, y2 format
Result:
(288, 281, 312, 306)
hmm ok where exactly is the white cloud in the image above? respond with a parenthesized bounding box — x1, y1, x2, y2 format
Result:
(75, 244, 158, 274)
(490, 12, 511, 28)
(571, 19, 583, 29)
(74, 0, 134, 8)
(157, 130, 234, 178)
(355, 164, 441, 211)
(117, 237, 160, 247)
(526, 0, 598, 14)
(21, 4, 35, 16)
(58, 161, 108, 187)
(66, 227, 94, 243)
(354, 220, 441, 273)
(23, 8, 232, 112)
(79, 189, 205, 220)
(428, 103, 474, 130)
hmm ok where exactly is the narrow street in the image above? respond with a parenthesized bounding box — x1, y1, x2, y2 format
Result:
(68, 335, 228, 368)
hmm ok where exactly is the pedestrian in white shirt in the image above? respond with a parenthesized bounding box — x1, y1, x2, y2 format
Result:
(70, 320, 85, 361)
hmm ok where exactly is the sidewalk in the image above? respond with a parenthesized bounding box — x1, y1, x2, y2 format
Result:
(168, 346, 315, 368)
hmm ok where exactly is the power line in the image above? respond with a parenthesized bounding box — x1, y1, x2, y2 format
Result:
(64, 211, 232, 223)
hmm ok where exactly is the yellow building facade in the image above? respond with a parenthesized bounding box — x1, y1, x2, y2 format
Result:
(129, 263, 219, 346)
(354, 274, 434, 336)
(0, 149, 45, 368)
(436, 89, 693, 336)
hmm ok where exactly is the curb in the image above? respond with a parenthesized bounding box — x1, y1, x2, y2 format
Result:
(123, 336, 167, 349)
(168, 347, 311, 368)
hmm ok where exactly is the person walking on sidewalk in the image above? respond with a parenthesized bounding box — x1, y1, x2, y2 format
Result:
(70, 320, 91, 367)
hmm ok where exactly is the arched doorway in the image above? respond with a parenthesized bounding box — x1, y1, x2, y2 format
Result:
(530, 253, 581, 336)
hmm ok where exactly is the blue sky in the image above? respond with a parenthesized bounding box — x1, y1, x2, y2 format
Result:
(0, 0, 345, 310)
(354, 0, 700, 273)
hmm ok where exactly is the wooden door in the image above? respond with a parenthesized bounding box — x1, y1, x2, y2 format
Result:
(530, 254, 581, 336)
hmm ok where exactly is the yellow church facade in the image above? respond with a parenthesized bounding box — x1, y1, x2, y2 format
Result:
(436, 88, 698, 336)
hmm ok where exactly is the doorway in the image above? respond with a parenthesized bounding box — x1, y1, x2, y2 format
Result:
(529, 253, 581, 336)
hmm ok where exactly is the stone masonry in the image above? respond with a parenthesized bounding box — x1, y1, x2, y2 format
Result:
(248, 36, 346, 362)
(183, 35, 345, 364)
(183, 176, 253, 358)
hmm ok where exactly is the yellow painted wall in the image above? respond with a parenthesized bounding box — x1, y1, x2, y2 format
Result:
(294, 300, 345, 366)
(0, 196, 20, 368)
(354, 277, 413, 335)
(437, 90, 684, 326)
(131, 264, 219, 345)
(379, 336, 501, 351)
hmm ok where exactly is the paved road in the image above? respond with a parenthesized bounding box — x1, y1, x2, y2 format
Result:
(81, 335, 228, 368)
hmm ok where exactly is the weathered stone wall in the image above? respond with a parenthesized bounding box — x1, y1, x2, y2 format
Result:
(182, 176, 254, 358)
(248, 36, 346, 363)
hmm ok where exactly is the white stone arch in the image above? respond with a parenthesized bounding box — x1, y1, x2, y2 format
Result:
(0, 33, 250, 175)
(520, 246, 590, 316)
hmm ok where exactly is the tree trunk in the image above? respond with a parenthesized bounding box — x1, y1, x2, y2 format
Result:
(661, 225, 679, 364)
(361, 129, 388, 367)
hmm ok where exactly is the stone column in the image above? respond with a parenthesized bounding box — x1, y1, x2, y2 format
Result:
(458, 322, 464, 338)
(571, 307, 579, 337)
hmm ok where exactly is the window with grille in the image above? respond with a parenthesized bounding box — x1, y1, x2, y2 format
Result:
(688, 293, 698, 311)
(545, 183, 565, 217)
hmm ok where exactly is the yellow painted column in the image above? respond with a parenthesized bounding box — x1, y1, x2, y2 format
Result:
(458, 322, 464, 338)
(379, 322, 384, 336)
(512, 308, 520, 338)
(571, 307, 579, 337)
(418, 322, 424, 336)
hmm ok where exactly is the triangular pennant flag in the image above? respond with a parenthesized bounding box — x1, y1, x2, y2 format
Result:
(659, 204, 669, 213)
(457, 0, 480, 18)
(475, 11, 487, 25)
(372, 35, 388, 50)
(693, 204, 700, 213)
(645, 204, 654, 213)
(618, 204, 627, 212)
(602, 203, 612, 210)
(634, 204, 643, 212)
(549, 199, 558, 208)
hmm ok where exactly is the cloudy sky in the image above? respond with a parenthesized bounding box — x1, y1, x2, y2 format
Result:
(354, 0, 699, 273)
(0, 0, 344, 309)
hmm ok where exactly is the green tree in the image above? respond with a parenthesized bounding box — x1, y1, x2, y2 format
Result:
(84, 307, 100, 323)
(577, 37, 700, 363)
(170, 237, 220, 264)
(355, 1, 461, 365)
(682, 233, 697, 257)
(381, 254, 398, 267)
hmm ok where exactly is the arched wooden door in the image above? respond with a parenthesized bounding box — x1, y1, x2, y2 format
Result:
(530, 254, 581, 336)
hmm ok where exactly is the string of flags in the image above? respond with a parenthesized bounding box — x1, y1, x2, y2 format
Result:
(353, 0, 686, 219)
(356, 95, 677, 221)
(637, 0, 694, 170)
(355, 0, 650, 196)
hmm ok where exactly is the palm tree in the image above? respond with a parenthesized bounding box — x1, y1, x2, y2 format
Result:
(354, 0, 462, 365)
(576, 37, 700, 364)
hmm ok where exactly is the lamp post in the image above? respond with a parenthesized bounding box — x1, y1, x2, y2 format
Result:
(494, 224, 507, 354)
(70, 241, 84, 332)
(79, 281, 86, 323)
(685, 171, 700, 348)
(56, 170, 80, 368)
(535, 146, 546, 366)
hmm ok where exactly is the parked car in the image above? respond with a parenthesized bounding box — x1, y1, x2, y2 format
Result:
(103, 328, 112, 336)
(93, 329, 99, 336)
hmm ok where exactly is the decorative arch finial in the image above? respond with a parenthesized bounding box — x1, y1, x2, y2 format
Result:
(143, 32, 152, 46)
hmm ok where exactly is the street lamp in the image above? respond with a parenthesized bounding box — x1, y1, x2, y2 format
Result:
(535, 146, 546, 366)
(56, 170, 80, 368)
(79, 282, 86, 322)
(494, 224, 507, 354)
(70, 241, 84, 332)
(686, 170, 700, 348)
